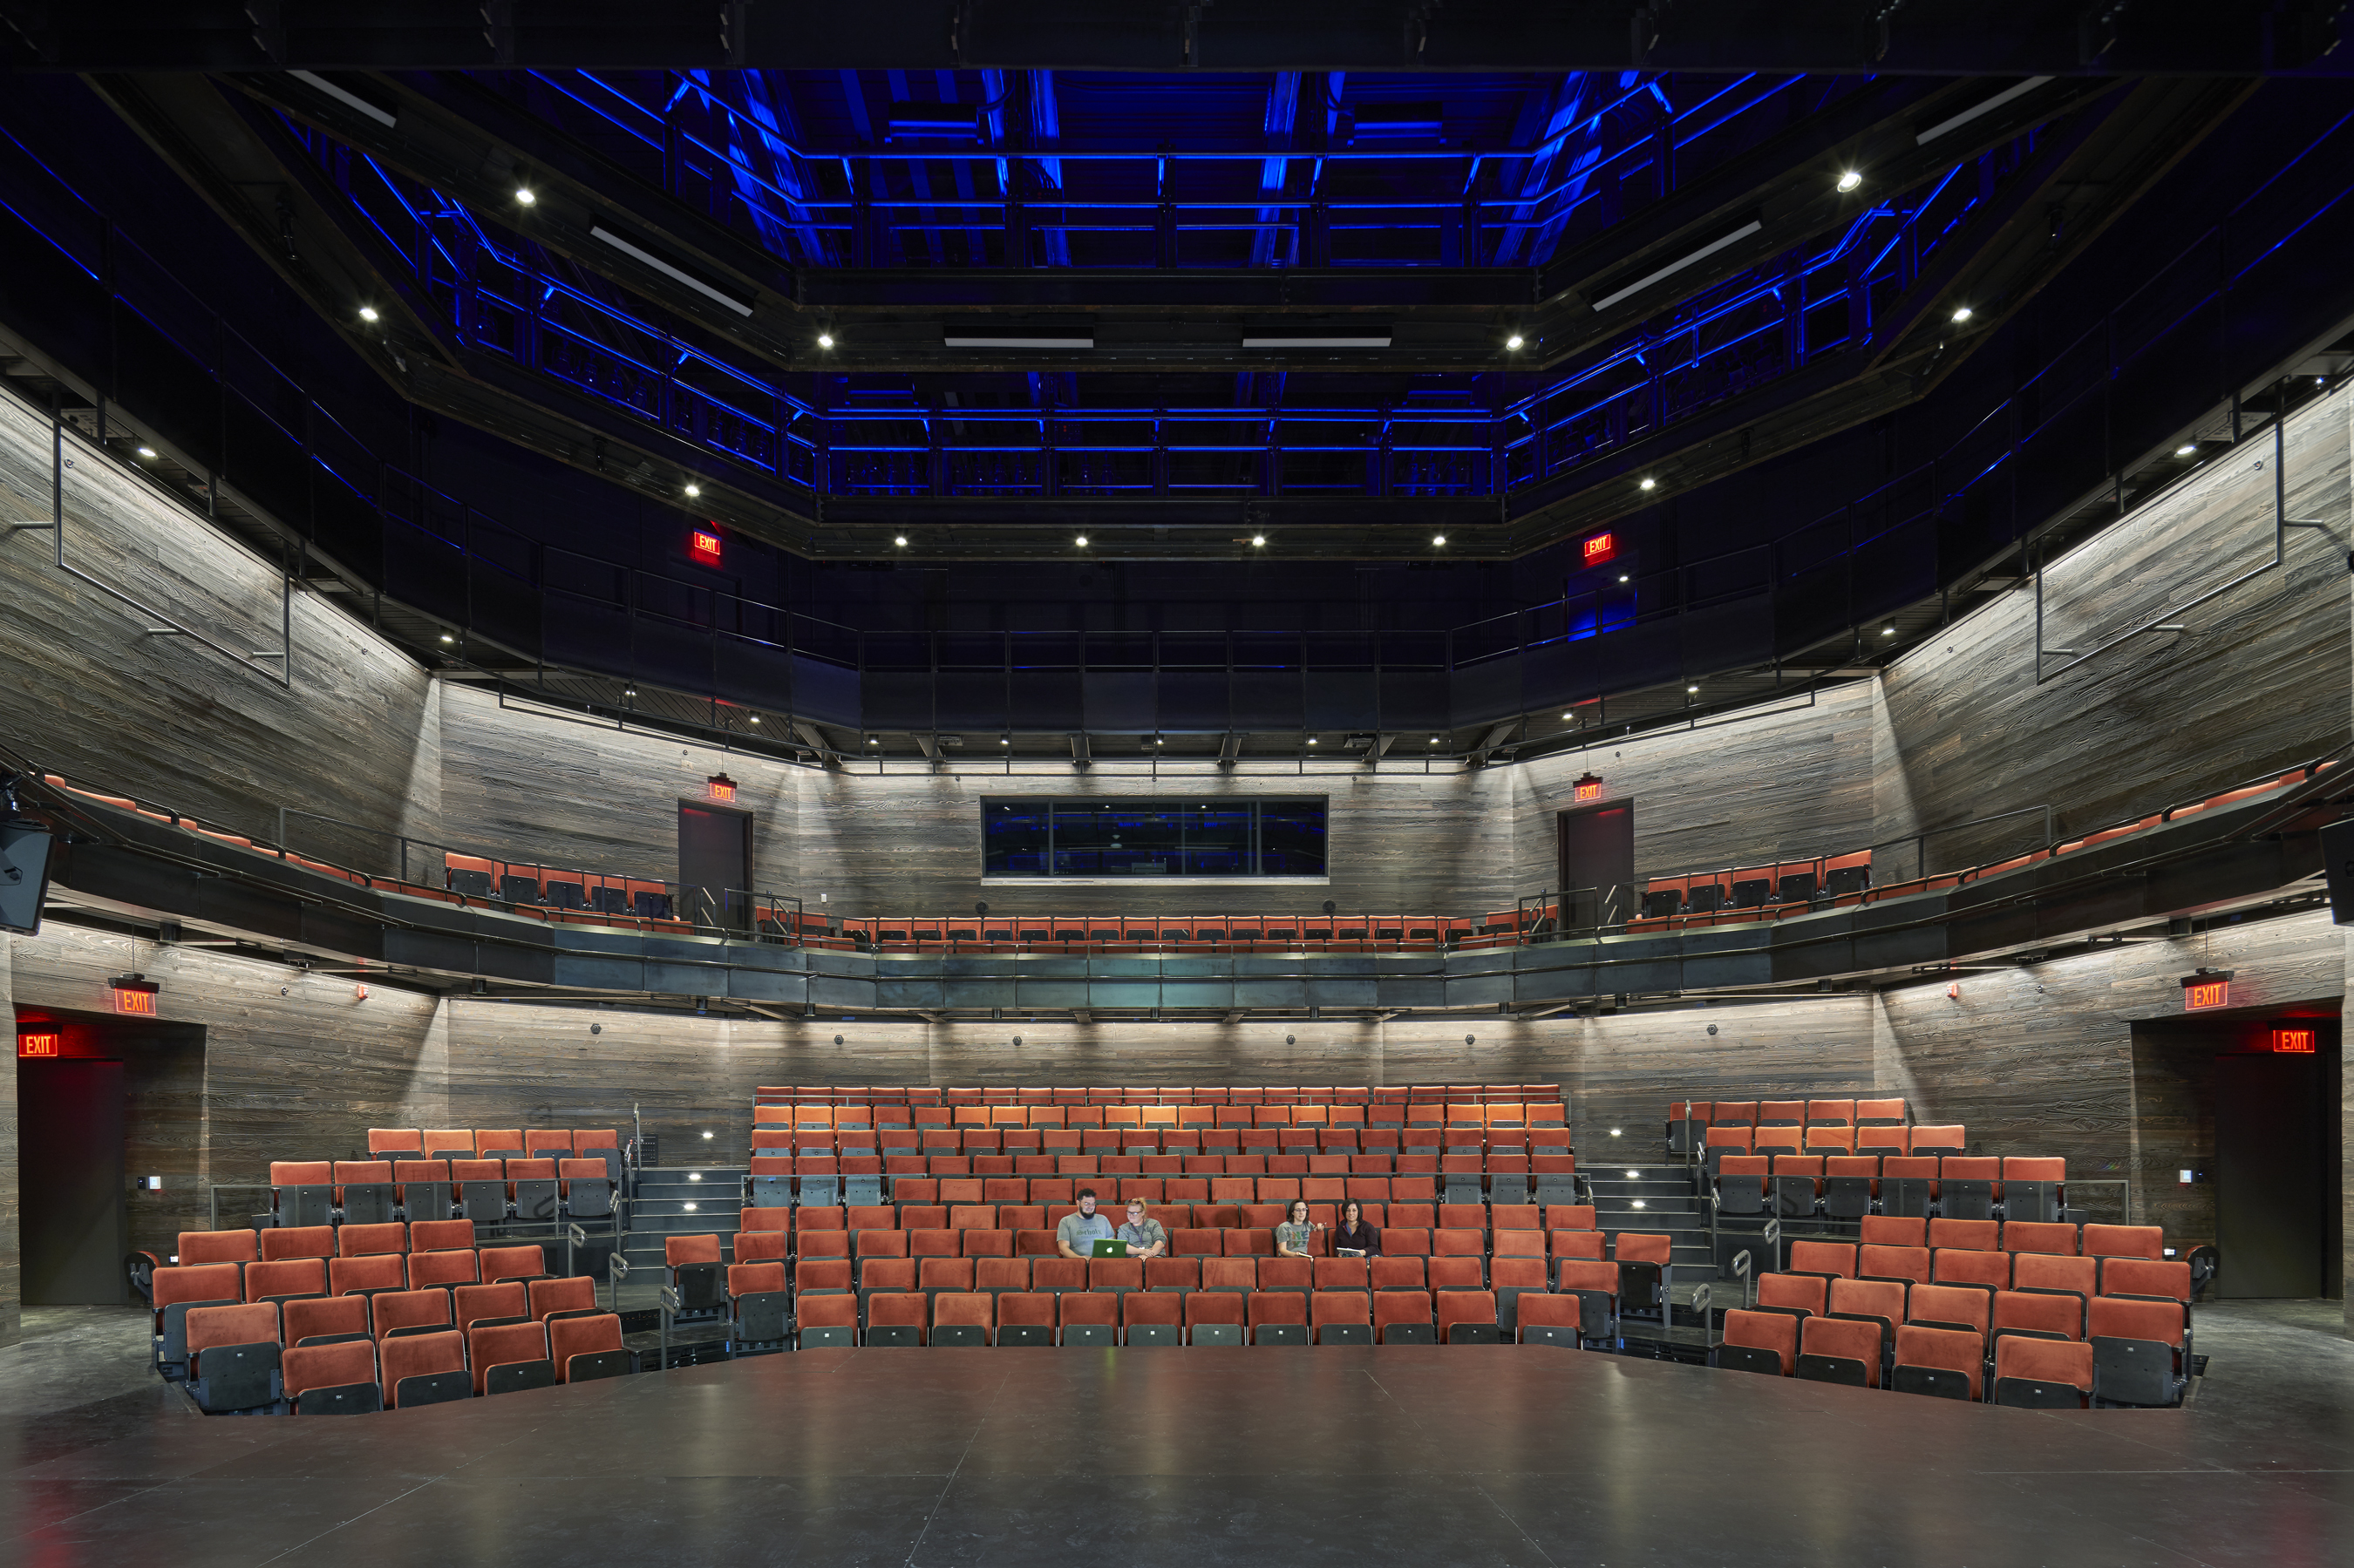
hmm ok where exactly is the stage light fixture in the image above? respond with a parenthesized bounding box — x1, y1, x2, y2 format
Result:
(2176, 443, 2197, 456)
(1618, 574, 1629, 582)
(1687, 684, 1699, 693)
(817, 332, 834, 348)
(684, 483, 701, 498)
(1639, 477, 1657, 491)
(747, 715, 759, 724)
(1951, 305, 1974, 322)
(1836, 169, 1863, 192)
(357, 306, 379, 322)
(1882, 626, 1895, 636)
(1432, 533, 1446, 546)
(1251, 535, 1265, 546)
(136, 445, 156, 458)
(1428, 736, 1439, 744)
(439, 633, 453, 643)
(1505, 333, 1525, 350)
(514, 187, 536, 206)
(894, 535, 908, 546)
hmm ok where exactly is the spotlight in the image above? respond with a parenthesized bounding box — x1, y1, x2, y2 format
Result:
(1631, 1198, 1646, 1209)
(683, 1201, 697, 1212)
(894, 535, 908, 546)
(1618, 574, 1629, 583)
(1950, 305, 1973, 323)
(867, 736, 880, 745)
(1639, 477, 1657, 491)
(1306, 736, 1318, 745)
(684, 483, 700, 497)
(1686, 684, 1698, 694)
(999, 736, 1010, 746)
(1428, 736, 1439, 744)
(136, 445, 157, 458)
(357, 306, 379, 323)
(1836, 169, 1863, 193)
(1626, 1170, 1641, 1178)
(439, 633, 454, 644)
(701, 1130, 713, 1139)
(1432, 533, 1446, 546)
(1075, 534, 1089, 547)
(1561, 712, 1573, 721)
(1250, 534, 1265, 546)
(1505, 333, 1525, 350)
(1881, 625, 1895, 636)
(514, 187, 537, 206)
(817, 332, 835, 349)
(689, 1172, 703, 1181)
(623, 686, 637, 697)
(748, 715, 760, 724)
(1609, 1128, 1622, 1137)
(2175, 443, 2197, 457)
(1154, 736, 1164, 745)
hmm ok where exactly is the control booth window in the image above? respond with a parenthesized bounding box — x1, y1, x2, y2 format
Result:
(983, 799, 1326, 878)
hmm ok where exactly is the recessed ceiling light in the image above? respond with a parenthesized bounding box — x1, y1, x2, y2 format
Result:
(1836, 169, 1863, 193)
(1686, 684, 1698, 693)
(1639, 477, 1657, 490)
(1250, 534, 1265, 546)
(1951, 305, 1974, 322)
(1631, 1199, 1646, 1209)
(514, 187, 536, 206)
(868, 736, 880, 745)
(1075, 534, 1089, 547)
(1617, 574, 1629, 583)
(701, 1131, 713, 1140)
(357, 305, 379, 322)
(1306, 736, 1318, 745)
(1432, 533, 1446, 546)
(683, 1201, 697, 1212)
(817, 332, 834, 348)
(684, 483, 700, 497)
(1428, 736, 1439, 744)
(136, 445, 157, 458)
(894, 535, 908, 546)
(1000, 736, 1010, 745)
(1154, 736, 1164, 745)
(1561, 711, 1573, 720)
(1505, 333, 1525, 350)
(439, 634, 454, 644)
(2176, 443, 2198, 456)
(1882, 626, 1896, 636)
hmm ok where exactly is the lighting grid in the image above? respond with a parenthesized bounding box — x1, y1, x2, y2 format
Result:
(284, 70, 2030, 510)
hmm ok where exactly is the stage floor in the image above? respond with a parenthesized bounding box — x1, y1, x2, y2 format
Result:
(3, 1309, 2350, 1566)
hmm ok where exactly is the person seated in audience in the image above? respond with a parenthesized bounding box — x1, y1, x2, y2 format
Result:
(1330, 1198, 1379, 1258)
(1116, 1198, 1167, 1259)
(1274, 1198, 1322, 1259)
(1056, 1188, 1117, 1259)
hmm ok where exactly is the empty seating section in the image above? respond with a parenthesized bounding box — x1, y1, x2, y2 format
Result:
(255, 1127, 621, 1232)
(1673, 1083, 2196, 1408)
(151, 1211, 622, 1412)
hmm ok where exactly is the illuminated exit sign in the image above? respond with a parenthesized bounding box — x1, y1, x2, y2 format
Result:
(690, 528, 724, 567)
(2181, 971, 2232, 1011)
(17, 1032, 58, 1057)
(1582, 531, 1616, 567)
(2271, 1028, 2316, 1053)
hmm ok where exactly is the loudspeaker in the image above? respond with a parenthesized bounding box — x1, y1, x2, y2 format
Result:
(2323, 818, 2354, 925)
(0, 821, 53, 934)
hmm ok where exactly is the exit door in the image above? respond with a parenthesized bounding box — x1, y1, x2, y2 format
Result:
(19, 1058, 126, 1304)
(1558, 802, 1635, 929)
(678, 801, 754, 931)
(2215, 1053, 2325, 1298)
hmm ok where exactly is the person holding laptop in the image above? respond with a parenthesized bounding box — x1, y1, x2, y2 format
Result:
(1056, 1189, 1117, 1259)
(1331, 1198, 1380, 1259)
(1274, 1198, 1322, 1259)
(1116, 1198, 1167, 1259)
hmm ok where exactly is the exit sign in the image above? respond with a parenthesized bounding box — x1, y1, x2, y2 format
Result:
(2183, 979, 2229, 1011)
(17, 1032, 58, 1057)
(690, 528, 724, 567)
(2271, 1028, 2316, 1053)
(1582, 531, 1616, 567)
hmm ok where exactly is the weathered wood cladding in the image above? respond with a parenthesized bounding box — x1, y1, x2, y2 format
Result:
(1873, 397, 2354, 876)
(0, 934, 18, 1346)
(0, 397, 443, 876)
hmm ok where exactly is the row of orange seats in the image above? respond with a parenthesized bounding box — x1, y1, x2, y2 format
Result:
(752, 1134, 1565, 1160)
(755, 1083, 1561, 1107)
(364, 1128, 620, 1157)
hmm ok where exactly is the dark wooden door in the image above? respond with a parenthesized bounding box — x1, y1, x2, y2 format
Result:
(1557, 803, 1635, 928)
(20, 1058, 126, 1304)
(677, 801, 754, 930)
(2215, 1054, 2324, 1298)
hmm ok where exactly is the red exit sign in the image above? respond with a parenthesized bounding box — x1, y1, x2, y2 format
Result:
(2183, 980, 2229, 1011)
(1582, 531, 1616, 566)
(2271, 1028, 2316, 1053)
(17, 1032, 58, 1057)
(1574, 780, 1603, 802)
(690, 528, 724, 566)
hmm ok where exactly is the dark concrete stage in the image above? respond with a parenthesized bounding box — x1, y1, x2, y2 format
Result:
(5, 1322, 2351, 1566)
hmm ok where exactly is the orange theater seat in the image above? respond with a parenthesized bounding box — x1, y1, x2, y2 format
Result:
(1718, 1308, 1796, 1375)
(549, 1313, 629, 1381)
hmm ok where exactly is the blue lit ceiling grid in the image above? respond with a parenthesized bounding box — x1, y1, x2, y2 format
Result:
(282, 71, 2060, 515)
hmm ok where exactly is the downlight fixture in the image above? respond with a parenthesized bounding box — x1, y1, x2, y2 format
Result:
(514, 187, 537, 206)
(1836, 169, 1863, 193)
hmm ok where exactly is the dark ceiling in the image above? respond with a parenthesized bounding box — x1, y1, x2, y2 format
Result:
(2, 8, 2352, 757)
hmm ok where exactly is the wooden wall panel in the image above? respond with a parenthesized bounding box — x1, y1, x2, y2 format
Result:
(1873, 396, 2352, 874)
(1, 933, 18, 1346)
(0, 396, 443, 874)
(6, 921, 446, 1261)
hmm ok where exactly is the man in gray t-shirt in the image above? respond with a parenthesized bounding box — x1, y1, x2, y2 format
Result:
(1056, 1189, 1116, 1259)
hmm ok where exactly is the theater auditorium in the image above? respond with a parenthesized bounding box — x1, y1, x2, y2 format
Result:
(2, 6, 2351, 1564)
